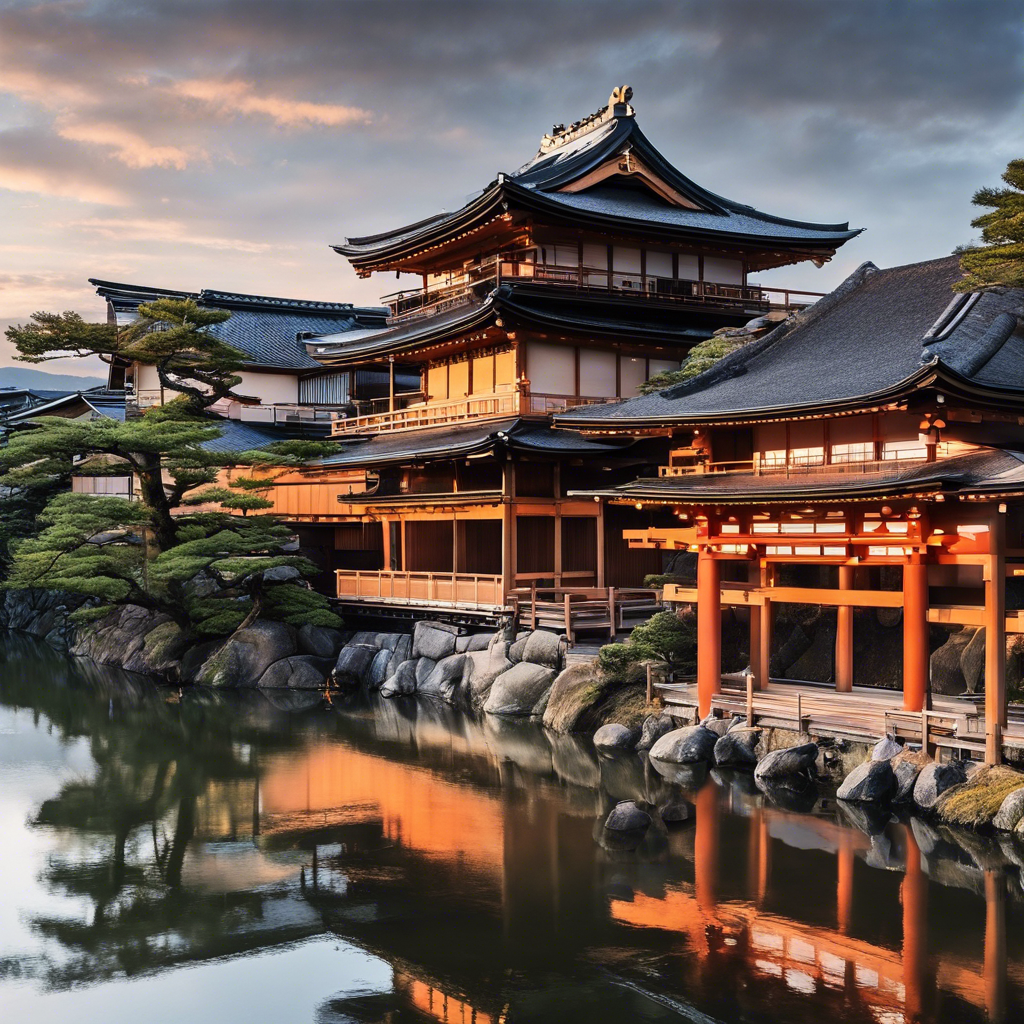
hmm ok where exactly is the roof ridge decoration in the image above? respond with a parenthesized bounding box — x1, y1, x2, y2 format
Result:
(539, 85, 634, 154)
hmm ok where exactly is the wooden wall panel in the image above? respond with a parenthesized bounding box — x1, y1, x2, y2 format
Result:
(516, 516, 554, 574)
(406, 520, 454, 572)
(561, 517, 597, 573)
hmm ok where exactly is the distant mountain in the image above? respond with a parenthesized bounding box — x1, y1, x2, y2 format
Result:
(0, 366, 107, 392)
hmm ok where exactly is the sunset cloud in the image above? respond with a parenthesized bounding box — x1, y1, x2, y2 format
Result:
(171, 79, 372, 128)
(70, 217, 275, 254)
(57, 120, 199, 170)
(0, 164, 127, 206)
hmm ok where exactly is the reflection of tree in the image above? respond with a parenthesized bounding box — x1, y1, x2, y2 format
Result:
(0, 644, 316, 989)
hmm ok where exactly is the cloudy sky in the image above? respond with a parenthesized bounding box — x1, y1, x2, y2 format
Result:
(1, 0, 1022, 375)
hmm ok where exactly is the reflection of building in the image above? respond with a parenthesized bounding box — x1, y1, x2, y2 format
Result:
(563, 257, 1024, 761)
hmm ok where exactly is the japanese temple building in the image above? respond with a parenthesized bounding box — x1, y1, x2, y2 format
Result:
(293, 85, 857, 622)
(558, 255, 1024, 762)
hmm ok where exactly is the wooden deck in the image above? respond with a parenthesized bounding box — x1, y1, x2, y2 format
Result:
(657, 676, 1024, 756)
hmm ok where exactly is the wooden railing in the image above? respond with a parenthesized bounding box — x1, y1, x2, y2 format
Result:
(378, 249, 823, 324)
(659, 455, 932, 479)
(336, 569, 505, 609)
(331, 389, 520, 436)
(508, 584, 660, 642)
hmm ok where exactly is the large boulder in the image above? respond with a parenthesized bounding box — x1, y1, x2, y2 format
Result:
(195, 621, 296, 687)
(365, 648, 394, 688)
(593, 723, 636, 752)
(380, 659, 418, 698)
(297, 624, 344, 660)
(892, 750, 930, 802)
(754, 743, 819, 785)
(936, 765, 1024, 828)
(649, 726, 718, 765)
(636, 713, 676, 752)
(456, 632, 494, 653)
(542, 663, 606, 733)
(417, 653, 467, 703)
(332, 643, 379, 687)
(930, 628, 974, 695)
(960, 626, 986, 694)
(714, 727, 761, 767)
(521, 630, 563, 669)
(462, 646, 513, 706)
(415, 657, 436, 686)
(993, 787, 1024, 831)
(603, 800, 651, 833)
(179, 639, 224, 684)
(412, 620, 461, 661)
(257, 655, 332, 690)
(700, 713, 740, 738)
(508, 633, 530, 664)
(913, 760, 969, 811)
(872, 734, 902, 761)
(837, 759, 897, 803)
(483, 662, 556, 717)
(262, 565, 301, 583)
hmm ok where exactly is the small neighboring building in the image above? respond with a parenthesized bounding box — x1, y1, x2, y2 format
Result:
(558, 255, 1024, 761)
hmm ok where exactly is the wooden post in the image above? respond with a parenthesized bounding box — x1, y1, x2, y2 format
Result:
(646, 662, 653, 704)
(595, 500, 606, 587)
(748, 560, 762, 689)
(746, 671, 754, 727)
(921, 710, 929, 758)
(608, 587, 617, 637)
(564, 592, 573, 644)
(836, 564, 855, 692)
(530, 580, 538, 630)
(903, 558, 929, 712)
(696, 548, 721, 718)
(388, 354, 395, 413)
(758, 562, 772, 692)
(985, 547, 1006, 765)
(796, 692, 803, 734)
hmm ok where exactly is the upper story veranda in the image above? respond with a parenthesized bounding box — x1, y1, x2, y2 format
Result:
(332, 86, 859, 328)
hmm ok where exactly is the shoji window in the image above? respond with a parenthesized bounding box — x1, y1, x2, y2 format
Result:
(527, 342, 575, 395)
(579, 349, 617, 397)
(704, 257, 743, 285)
(299, 372, 350, 404)
(646, 250, 673, 281)
(619, 355, 646, 396)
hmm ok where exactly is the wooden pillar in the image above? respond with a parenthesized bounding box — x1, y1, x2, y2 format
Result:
(553, 504, 562, 588)
(748, 561, 762, 690)
(502, 505, 515, 600)
(902, 824, 928, 1024)
(758, 563, 773, 692)
(836, 564, 855, 693)
(697, 548, 722, 718)
(903, 558, 929, 712)
(381, 516, 392, 573)
(836, 833, 855, 934)
(388, 354, 395, 413)
(595, 500, 606, 588)
(984, 869, 1007, 1024)
(985, 545, 1006, 764)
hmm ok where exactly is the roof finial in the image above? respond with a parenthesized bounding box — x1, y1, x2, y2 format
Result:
(609, 85, 633, 111)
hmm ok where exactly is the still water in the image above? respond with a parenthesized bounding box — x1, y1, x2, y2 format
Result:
(0, 634, 1021, 1024)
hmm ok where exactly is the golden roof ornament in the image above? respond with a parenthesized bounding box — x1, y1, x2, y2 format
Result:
(539, 85, 635, 153)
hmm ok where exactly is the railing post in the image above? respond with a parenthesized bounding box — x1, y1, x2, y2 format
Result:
(530, 581, 538, 630)
(564, 592, 573, 644)
(646, 663, 653, 704)
(746, 671, 754, 727)
(608, 586, 617, 636)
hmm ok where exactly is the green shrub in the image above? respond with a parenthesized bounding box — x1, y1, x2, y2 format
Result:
(597, 610, 695, 680)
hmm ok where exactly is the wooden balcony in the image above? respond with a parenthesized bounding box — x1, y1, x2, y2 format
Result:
(336, 569, 505, 610)
(379, 249, 823, 324)
(508, 585, 661, 642)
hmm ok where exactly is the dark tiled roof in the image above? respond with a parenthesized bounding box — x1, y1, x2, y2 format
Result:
(558, 256, 1024, 426)
(573, 449, 1024, 504)
(90, 280, 386, 372)
(199, 418, 305, 454)
(6, 390, 126, 423)
(335, 97, 858, 263)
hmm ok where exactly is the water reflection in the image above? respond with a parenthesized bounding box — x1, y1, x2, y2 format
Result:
(0, 633, 1021, 1023)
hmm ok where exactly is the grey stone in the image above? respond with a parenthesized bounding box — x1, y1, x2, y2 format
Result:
(462, 647, 513, 705)
(297, 624, 343, 659)
(961, 626, 986, 694)
(837, 759, 897, 803)
(411, 620, 461, 661)
(913, 760, 969, 810)
(456, 632, 494, 653)
(415, 657, 436, 686)
(604, 800, 651, 833)
(179, 639, 223, 684)
(380, 659, 418, 698)
(262, 565, 302, 583)
(332, 643, 378, 687)
(714, 727, 762, 767)
(754, 743, 819, 784)
(418, 653, 467, 703)
(699, 714, 735, 738)
(930, 628, 973, 695)
(508, 634, 529, 664)
(993, 787, 1024, 831)
(366, 648, 394, 688)
(636, 713, 676, 752)
(195, 620, 297, 687)
(522, 629, 562, 669)
(893, 759, 923, 802)
(257, 655, 332, 690)
(483, 662, 556, 717)
(593, 724, 636, 751)
(872, 734, 903, 760)
(649, 726, 718, 765)
(658, 800, 693, 823)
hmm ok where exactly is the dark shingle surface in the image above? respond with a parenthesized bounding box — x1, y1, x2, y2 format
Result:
(561, 256, 1024, 424)
(199, 419, 303, 454)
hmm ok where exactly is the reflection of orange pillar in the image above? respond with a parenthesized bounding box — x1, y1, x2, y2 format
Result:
(697, 549, 721, 717)
(903, 559, 929, 712)
(985, 869, 1007, 1024)
(836, 834, 854, 934)
(756, 808, 770, 907)
(694, 784, 719, 916)
(836, 565, 854, 692)
(902, 825, 928, 1024)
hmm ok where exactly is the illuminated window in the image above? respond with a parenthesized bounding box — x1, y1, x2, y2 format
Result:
(830, 441, 873, 464)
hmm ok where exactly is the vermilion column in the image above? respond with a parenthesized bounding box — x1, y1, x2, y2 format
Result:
(697, 548, 722, 718)
(836, 564, 855, 693)
(903, 559, 929, 712)
(748, 561, 762, 690)
(985, 548, 1006, 765)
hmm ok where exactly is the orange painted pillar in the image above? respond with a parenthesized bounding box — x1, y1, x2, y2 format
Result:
(694, 783, 719, 917)
(836, 564, 855, 693)
(903, 559, 929, 712)
(985, 549, 1006, 765)
(697, 548, 721, 718)
(902, 825, 928, 1024)
(758, 562, 773, 692)
(748, 561, 762, 690)
(984, 869, 1007, 1024)
(836, 833, 855, 934)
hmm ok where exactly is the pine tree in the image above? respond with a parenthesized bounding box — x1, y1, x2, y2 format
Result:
(2, 300, 341, 633)
(956, 158, 1024, 291)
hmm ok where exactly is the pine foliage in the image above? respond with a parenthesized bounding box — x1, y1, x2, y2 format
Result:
(638, 334, 747, 394)
(956, 158, 1024, 291)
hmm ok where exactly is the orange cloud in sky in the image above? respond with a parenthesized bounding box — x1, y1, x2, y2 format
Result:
(0, 65, 98, 109)
(171, 78, 372, 128)
(0, 165, 127, 206)
(57, 120, 199, 170)
(70, 216, 274, 254)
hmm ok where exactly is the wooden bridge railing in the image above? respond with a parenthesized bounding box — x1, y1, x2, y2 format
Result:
(508, 584, 660, 642)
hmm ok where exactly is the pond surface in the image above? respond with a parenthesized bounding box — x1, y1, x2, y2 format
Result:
(0, 633, 1022, 1023)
